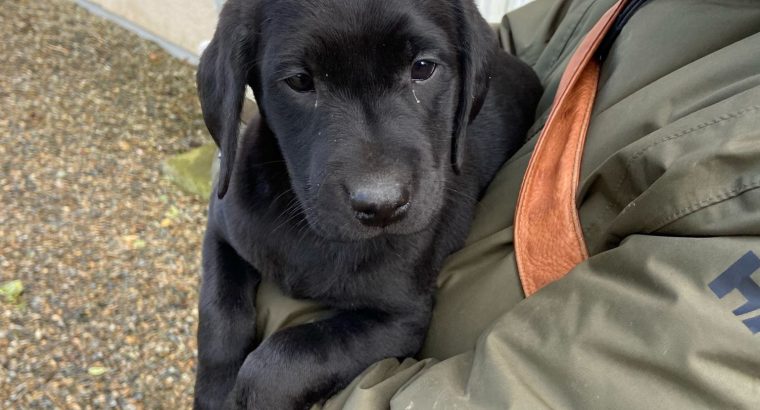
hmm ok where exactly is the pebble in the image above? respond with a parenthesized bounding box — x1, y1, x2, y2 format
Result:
(1, 1, 210, 407)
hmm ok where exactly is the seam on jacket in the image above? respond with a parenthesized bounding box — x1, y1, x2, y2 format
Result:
(526, 0, 602, 143)
(648, 179, 760, 233)
(595, 32, 760, 115)
(546, 0, 600, 75)
(607, 105, 760, 211)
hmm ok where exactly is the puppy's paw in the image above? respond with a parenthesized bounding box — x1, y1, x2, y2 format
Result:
(224, 352, 302, 410)
(223, 384, 259, 410)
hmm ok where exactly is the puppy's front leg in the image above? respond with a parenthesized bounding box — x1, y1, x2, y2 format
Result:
(225, 307, 431, 410)
(194, 230, 261, 410)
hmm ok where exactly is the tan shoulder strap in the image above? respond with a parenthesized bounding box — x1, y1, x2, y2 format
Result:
(514, 0, 631, 297)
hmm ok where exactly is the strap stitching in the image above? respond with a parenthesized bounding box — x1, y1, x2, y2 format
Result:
(516, 0, 628, 296)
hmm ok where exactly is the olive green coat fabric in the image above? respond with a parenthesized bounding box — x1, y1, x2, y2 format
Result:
(253, 0, 760, 408)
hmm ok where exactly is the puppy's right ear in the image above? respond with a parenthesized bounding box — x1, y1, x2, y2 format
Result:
(197, 1, 258, 199)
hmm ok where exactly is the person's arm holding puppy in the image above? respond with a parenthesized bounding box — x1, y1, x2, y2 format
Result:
(319, 0, 760, 408)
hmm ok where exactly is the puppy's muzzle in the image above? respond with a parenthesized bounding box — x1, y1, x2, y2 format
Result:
(346, 177, 411, 228)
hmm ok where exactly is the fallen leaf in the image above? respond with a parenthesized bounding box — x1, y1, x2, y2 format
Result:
(0, 280, 24, 304)
(88, 366, 108, 376)
(165, 206, 180, 219)
(121, 234, 138, 243)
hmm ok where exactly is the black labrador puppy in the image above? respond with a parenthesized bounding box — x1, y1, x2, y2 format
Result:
(194, 0, 541, 408)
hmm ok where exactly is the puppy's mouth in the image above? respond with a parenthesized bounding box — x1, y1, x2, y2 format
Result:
(297, 179, 443, 242)
(303, 209, 429, 242)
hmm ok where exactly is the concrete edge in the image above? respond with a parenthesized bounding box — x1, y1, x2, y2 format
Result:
(72, 0, 201, 65)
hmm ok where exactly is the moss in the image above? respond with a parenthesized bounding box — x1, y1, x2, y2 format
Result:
(163, 143, 217, 199)
(0, 280, 24, 305)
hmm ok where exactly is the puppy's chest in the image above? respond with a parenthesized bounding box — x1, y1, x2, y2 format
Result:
(243, 231, 434, 311)
(245, 236, 373, 301)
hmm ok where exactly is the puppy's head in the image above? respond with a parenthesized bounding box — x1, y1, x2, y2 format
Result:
(198, 0, 495, 240)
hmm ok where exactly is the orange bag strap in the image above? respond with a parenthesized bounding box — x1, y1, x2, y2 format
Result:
(514, 0, 631, 297)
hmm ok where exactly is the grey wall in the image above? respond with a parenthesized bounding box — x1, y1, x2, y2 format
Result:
(75, 0, 219, 62)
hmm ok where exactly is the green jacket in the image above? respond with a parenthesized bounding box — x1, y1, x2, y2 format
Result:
(254, 0, 760, 408)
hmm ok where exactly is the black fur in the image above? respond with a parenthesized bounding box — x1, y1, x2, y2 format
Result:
(194, 0, 541, 408)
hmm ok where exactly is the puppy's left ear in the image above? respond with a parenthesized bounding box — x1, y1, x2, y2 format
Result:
(450, 1, 496, 174)
(197, 1, 259, 199)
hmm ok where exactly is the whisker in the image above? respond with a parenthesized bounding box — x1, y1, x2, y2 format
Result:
(442, 187, 478, 203)
(294, 210, 316, 248)
(269, 199, 304, 234)
(270, 197, 299, 224)
(270, 188, 294, 208)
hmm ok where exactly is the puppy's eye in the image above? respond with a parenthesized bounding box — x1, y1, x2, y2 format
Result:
(411, 60, 437, 82)
(285, 74, 315, 93)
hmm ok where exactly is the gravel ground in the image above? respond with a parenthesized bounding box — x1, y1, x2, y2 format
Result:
(1, 1, 210, 408)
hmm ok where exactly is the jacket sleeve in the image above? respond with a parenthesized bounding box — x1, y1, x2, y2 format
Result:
(386, 233, 760, 409)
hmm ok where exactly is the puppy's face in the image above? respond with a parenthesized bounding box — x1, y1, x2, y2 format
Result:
(199, 0, 494, 241)
(259, 1, 458, 240)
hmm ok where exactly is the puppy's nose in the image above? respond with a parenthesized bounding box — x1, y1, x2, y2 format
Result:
(349, 182, 410, 227)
